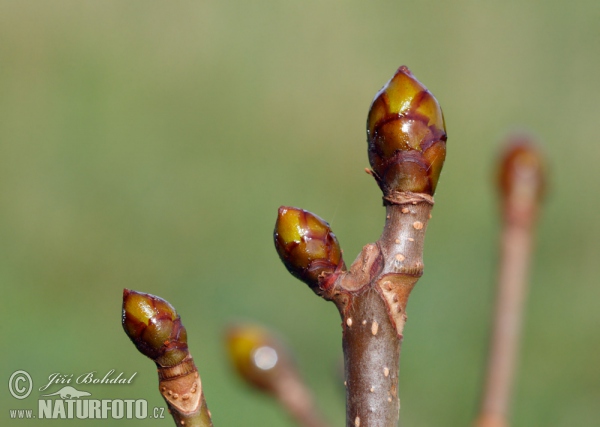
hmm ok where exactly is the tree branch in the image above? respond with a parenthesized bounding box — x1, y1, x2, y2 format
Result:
(274, 66, 446, 427)
(332, 197, 433, 427)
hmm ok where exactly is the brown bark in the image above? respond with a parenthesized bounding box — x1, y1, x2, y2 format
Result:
(323, 193, 433, 427)
(342, 288, 401, 427)
(158, 355, 214, 427)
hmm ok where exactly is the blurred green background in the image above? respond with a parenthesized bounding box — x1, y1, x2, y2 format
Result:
(1, 1, 599, 426)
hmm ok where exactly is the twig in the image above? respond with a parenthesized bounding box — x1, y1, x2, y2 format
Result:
(474, 135, 545, 427)
(226, 323, 330, 427)
(274, 66, 447, 427)
(122, 289, 214, 427)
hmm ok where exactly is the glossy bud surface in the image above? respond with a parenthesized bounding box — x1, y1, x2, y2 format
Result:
(122, 289, 188, 367)
(274, 206, 343, 288)
(367, 66, 447, 195)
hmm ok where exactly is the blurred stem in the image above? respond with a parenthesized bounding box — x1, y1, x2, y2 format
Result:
(475, 136, 544, 427)
(272, 369, 331, 427)
(475, 219, 534, 427)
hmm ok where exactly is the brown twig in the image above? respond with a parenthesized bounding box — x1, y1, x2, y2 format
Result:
(333, 195, 433, 427)
(474, 135, 545, 427)
(274, 66, 447, 427)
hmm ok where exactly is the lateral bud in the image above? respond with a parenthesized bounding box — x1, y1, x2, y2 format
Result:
(274, 206, 344, 291)
(367, 66, 447, 197)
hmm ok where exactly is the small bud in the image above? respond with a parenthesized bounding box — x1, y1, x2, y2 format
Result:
(274, 206, 344, 289)
(226, 324, 291, 393)
(367, 66, 447, 195)
(122, 289, 189, 367)
(498, 133, 546, 225)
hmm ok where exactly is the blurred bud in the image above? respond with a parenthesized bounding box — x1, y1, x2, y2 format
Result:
(498, 133, 546, 224)
(122, 289, 188, 367)
(367, 66, 447, 195)
(274, 206, 344, 289)
(226, 324, 291, 393)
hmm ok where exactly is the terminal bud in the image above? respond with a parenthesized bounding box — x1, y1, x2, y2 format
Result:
(122, 289, 189, 367)
(367, 66, 447, 196)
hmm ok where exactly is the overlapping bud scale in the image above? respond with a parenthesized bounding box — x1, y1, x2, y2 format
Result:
(274, 207, 343, 289)
(367, 66, 447, 196)
(122, 289, 189, 367)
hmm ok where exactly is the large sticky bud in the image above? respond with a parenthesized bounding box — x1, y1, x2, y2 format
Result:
(122, 289, 189, 367)
(367, 66, 447, 196)
(498, 133, 546, 225)
(226, 324, 292, 393)
(274, 206, 344, 289)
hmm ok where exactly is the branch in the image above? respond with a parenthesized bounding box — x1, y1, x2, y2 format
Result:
(474, 134, 546, 427)
(122, 289, 214, 427)
(274, 66, 447, 427)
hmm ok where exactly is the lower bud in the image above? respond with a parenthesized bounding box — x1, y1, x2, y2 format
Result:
(274, 206, 344, 290)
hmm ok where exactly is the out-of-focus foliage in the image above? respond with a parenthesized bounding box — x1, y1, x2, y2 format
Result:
(1, 1, 599, 426)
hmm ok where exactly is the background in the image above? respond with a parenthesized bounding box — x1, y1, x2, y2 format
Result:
(1, 1, 599, 426)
